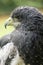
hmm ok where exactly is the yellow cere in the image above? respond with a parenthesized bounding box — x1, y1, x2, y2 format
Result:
(0, 15, 14, 38)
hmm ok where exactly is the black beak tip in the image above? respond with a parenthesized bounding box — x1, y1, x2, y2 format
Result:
(4, 24, 7, 29)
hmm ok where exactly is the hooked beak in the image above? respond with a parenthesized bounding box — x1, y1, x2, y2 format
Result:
(4, 17, 21, 29)
(4, 17, 14, 28)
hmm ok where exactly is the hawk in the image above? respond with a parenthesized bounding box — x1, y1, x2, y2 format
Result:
(0, 6, 43, 65)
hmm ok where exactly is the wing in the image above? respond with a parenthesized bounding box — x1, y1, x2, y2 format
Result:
(0, 34, 11, 47)
(10, 30, 37, 63)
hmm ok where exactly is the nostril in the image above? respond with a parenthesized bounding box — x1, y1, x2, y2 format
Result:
(9, 19, 11, 21)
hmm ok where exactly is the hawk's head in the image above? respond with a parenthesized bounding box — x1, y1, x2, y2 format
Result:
(4, 6, 43, 31)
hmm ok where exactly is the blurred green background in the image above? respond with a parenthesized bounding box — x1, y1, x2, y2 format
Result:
(0, 0, 43, 37)
(0, 0, 43, 15)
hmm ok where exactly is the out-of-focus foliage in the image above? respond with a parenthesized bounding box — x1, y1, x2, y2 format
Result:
(0, 0, 17, 14)
(0, 0, 43, 14)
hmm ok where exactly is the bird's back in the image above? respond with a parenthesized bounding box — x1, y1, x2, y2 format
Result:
(10, 29, 43, 65)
